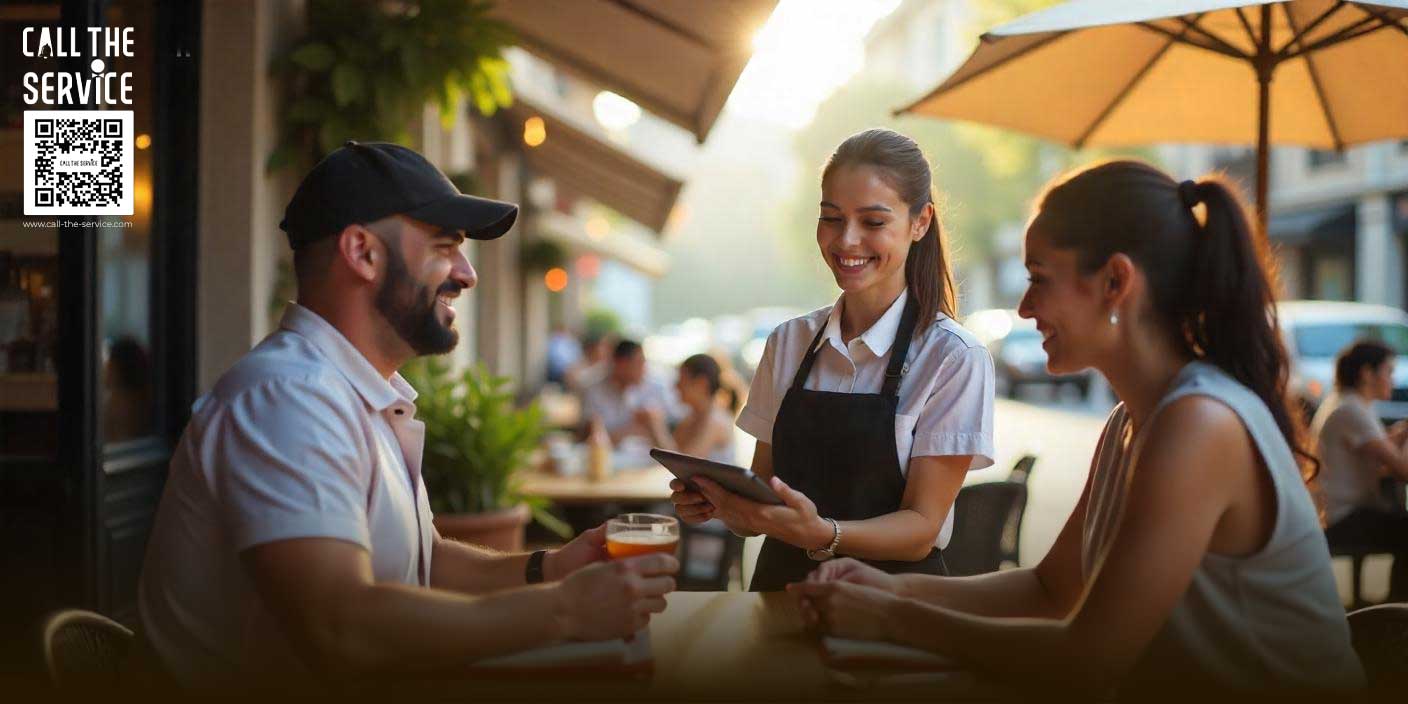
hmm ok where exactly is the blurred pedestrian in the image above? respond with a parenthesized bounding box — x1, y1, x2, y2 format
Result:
(565, 330, 612, 393)
(1311, 339, 1408, 600)
(642, 353, 740, 463)
(582, 339, 675, 444)
(546, 323, 583, 385)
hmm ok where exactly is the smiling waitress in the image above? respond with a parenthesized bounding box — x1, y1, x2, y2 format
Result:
(670, 129, 995, 591)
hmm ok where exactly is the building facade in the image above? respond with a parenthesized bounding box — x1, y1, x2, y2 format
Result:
(1162, 140, 1408, 307)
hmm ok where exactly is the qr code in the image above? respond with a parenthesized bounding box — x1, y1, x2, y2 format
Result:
(24, 110, 134, 216)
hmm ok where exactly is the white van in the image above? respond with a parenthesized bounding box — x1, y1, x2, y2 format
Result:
(1278, 300, 1408, 422)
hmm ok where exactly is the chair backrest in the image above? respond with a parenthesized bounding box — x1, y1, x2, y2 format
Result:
(944, 481, 1028, 577)
(1348, 602, 1408, 690)
(42, 609, 134, 689)
(1007, 454, 1037, 486)
(678, 518, 744, 591)
(1000, 455, 1036, 566)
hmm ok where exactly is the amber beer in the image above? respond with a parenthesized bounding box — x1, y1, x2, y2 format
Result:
(606, 530, 679, 559)
(605, 513, 679, 559)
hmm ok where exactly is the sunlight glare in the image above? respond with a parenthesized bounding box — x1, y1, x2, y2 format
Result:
(728, 0, 901, 129)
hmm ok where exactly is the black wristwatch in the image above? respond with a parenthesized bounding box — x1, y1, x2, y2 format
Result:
(525, 549, 548, 584)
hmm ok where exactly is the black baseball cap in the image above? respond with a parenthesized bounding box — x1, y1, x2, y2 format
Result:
(279, 141, 518, 248)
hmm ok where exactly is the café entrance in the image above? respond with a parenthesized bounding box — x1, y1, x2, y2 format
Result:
(0, 0, 200, 672)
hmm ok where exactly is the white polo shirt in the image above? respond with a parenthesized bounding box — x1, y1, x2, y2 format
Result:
(736, 290, 995, 548)
(138, 304, 435, 687)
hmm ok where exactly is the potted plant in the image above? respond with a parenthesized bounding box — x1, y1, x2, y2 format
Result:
(401, 358, 570, 550)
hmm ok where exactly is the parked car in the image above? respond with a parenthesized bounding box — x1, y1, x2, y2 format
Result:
(964, 309, 1092, 399)
(1278, 300, 1408, 423)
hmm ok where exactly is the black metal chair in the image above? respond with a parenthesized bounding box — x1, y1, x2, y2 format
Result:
(1007, 454, 1036, 487)
(41, 609, 133, 690)
(1347, 602, 1408, 691)
(944, 481, 1029, 577)
(678, 518, 744, 590)
(1330, 542, 1380, 610)
(1000, 455, 1036, 567)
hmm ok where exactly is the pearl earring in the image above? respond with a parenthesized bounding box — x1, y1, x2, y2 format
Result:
(1110, 312, 1119, 326)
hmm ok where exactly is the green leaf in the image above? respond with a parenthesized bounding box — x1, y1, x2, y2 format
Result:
(331, 64, 365, 107)
(265, 145, 295, 174)
(290, 42, 337, 72)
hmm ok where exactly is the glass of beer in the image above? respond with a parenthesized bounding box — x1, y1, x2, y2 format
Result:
(606, 513, 680, 559)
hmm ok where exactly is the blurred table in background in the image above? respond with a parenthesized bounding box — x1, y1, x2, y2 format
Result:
(518, 464, 674, 505)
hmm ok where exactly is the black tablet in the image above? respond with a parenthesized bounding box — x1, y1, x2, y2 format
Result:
(649, 448, 784, 505)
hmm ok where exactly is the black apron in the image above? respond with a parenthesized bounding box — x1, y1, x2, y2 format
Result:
(750, 295, 947, 591)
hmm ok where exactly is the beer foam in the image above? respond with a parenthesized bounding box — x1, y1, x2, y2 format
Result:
(609, 530, 676, 545)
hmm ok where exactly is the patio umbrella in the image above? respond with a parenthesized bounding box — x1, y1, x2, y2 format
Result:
(898, 0, 1408, 235)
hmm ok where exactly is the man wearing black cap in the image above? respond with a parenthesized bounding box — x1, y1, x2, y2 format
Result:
(138, 143, 676, 689)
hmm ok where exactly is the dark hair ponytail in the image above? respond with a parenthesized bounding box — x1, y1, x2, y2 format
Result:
(822, 128, 957, 328)
(1034, 160, 1317, 483)
(1335, 340, 1394, 390)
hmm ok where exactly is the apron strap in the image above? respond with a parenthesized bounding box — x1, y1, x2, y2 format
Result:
(789, 315, 831, 393)
(881, 295, 921, 399)
(791, 295, 922, 397)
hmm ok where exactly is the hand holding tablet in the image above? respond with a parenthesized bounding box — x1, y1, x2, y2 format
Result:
(651, 448, 784, 508)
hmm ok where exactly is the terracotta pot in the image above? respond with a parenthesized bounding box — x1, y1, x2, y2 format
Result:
(433, 504, 532, 552)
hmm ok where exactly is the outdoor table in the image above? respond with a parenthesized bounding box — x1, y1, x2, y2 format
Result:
(405, 591, 1000, 702)
(518, 464, 675, 505)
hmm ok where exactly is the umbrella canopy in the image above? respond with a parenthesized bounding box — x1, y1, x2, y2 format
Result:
(899, 0, 1408, 232)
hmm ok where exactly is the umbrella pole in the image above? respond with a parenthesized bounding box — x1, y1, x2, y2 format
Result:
(1254, 5, 1273, 241)
(1256, 70, 1270, 240)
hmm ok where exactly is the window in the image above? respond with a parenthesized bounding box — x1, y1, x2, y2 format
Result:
(1294, 322, 1408, 358)
(98, 0, 159, 446)
(1308, 149, 1347, 169)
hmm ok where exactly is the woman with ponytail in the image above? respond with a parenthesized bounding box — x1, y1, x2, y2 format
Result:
(642, 353, 741, 464)
(668, 128, 996, 591)
(794, 160, 1364, 694)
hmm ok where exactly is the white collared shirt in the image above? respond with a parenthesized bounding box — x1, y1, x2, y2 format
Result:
(736, 290, 995, 548)
(582, 374, 679, 433)
(138, 304, 435, 687)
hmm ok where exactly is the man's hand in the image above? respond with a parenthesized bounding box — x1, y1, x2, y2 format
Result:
(633, 406, 666, 429)
(545, 523, 609, 581)
(554, 554, 679, 640)
(1389, 420, 1408, 446)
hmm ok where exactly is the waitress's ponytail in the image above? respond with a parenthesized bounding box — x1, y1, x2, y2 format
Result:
(904, 187, 957, 326)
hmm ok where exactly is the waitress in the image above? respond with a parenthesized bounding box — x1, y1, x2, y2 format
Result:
(670, 129, 995, 590)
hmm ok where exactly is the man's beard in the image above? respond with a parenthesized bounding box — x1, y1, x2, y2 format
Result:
(374, 245, 461, 355)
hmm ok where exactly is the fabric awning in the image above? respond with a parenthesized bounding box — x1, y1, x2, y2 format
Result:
(506, 100, 684, 234)
(1268, 203, 1355, 244)
(533, 211, 671, 278)
(490, 0, 778, 143)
